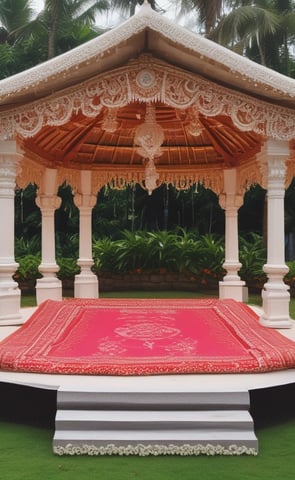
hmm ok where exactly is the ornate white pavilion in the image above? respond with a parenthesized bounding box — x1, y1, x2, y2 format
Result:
(0, 2, 295, 328)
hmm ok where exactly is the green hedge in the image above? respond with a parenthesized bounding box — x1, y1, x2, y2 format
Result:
(92, 230, 225, 279)
(14, 231, 286, 293)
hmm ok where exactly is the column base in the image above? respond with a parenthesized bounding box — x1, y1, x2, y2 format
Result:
(260, 286, 293, 329)
(74, 273, 99, 299)
(0, 287, 22, 325)
(219, 281, 248, 302)
(36, 277, 62, 305)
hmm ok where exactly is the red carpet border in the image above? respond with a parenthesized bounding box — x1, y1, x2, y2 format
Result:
(0, 298, 295, 375)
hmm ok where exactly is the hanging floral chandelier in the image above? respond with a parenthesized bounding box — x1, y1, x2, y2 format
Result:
(134, 103, 164, 195)
(185, 108, 204, 137)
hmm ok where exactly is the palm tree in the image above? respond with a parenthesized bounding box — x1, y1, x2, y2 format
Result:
(269, 0, 295, 75)
(192, 0, 223, 35)
(0, 1, 46, 77)
(110, 0, 162, 20)
(0, 0, 36, 43)
(210, 0, 295, 74)
(0, 0, 110, 77)
(39, 0, 109, 59)
(169, 0, 223, 35)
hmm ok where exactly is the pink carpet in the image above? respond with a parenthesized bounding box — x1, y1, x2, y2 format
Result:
(0, 298, 295, 375)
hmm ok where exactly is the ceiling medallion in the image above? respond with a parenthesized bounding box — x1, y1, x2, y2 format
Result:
(136, 69, 156, 89)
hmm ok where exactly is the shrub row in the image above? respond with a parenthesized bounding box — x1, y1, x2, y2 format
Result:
(13, 230, 278, 292)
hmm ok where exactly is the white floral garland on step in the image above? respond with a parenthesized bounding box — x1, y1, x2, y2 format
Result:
(53, 443, 258, 456)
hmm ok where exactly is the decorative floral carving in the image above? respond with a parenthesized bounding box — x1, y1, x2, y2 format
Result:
(267, 158, 287, 181)
(0, 156, 21, 197)
(238, 159, 262, 192)
(0, 1, 295, 108)
(0, 156, 20, 179)
(1, 55, 295, 142)
(136, 69, 156, 89)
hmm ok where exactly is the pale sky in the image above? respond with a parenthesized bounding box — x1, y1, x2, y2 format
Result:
(32, 1, 184, 29)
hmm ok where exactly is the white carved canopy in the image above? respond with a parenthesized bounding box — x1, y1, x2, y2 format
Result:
(0, 2, 295, 194)
(1, 55, 295, 141)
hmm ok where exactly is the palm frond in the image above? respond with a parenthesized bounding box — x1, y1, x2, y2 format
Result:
(211, 5, 280, 50)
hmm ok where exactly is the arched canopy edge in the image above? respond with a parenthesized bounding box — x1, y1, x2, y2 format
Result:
(1, 55, 295, 142)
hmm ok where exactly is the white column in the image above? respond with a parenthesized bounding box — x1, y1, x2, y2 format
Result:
(0, 141, 22, 325)
(259, 140, 292, 328)
(74, 171, 98, 298)
(35, 169, 62, 305)
(219, 169, 247, 302)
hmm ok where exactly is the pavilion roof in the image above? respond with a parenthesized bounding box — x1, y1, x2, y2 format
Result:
(0, 2, 295, 110)
(1, 2, 295, 193)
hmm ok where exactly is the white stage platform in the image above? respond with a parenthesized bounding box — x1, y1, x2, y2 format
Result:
(1, 306, 295, 393)
(1, 306, 295, 456)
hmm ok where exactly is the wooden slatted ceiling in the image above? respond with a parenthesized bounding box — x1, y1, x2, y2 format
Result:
(23, 102, 263, 170)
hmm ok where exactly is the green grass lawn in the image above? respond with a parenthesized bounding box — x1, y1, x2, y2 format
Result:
(1, 411, 295, 480)
(20, 289, 295, 319)
(4, 289, 294, 479)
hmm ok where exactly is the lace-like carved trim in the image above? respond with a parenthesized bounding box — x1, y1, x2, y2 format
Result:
(0, 3, 294, 103)
(238, 159, 262, 192)
(16, 158, 44, 189)
(1, 55, 295, 142)
(53, 442, 258, 456)
(17, 160, 225, 194)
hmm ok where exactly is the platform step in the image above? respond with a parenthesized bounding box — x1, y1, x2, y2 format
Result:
(55, 409, 254, 431)
(53, 388, 258, 455)
(56, 389, 250, 410)
(54, 428, 258, 443)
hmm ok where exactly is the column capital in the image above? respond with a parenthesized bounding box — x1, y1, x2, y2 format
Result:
(264, 157, 287, 200)
(36, 194, 62, 211)
(219, 192, 243, 211)
(0, 140, 22, 175)
(267, 157, 287, 180)
(74, 193, 97, 209)
(257, 139, 289, 189)
(219, 168, 243, 210)
(0, 156, 22, 200)
(0, 145, 22, 175)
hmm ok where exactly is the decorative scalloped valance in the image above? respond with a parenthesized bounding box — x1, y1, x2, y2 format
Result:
(1, 55, 295, 142)
(17, 158, 226, 195)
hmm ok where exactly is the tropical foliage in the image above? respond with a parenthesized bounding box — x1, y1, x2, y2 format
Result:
(14, 229, 272, 292)
(239, 232, 267, 285)
(0, 0, 294, 78)
(0, 0, 109, 78)
(14, 254, 41, 291)
(161, 0, 295, 75)
(92, 229, 267, 288)
(211, 0, 295, 75)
